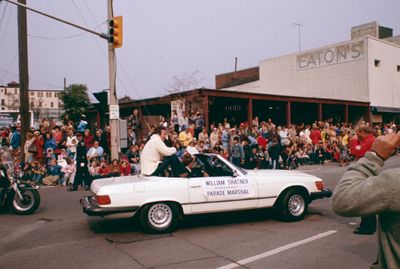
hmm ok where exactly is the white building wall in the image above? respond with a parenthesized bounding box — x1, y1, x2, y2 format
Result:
(257, 39, 369, 102)
(367, 37, 400, 108)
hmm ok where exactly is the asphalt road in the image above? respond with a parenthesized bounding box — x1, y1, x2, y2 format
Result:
(1, 156, 399, 269)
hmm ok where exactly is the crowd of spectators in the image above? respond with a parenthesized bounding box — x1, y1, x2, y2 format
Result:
(0, 108, 397, 190)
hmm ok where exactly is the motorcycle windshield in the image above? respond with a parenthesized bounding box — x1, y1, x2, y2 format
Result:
(0, 146, 14, 171)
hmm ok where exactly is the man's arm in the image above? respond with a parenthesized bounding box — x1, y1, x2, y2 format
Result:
(331, 133, 400, 217)
(154, 136, 177, 156)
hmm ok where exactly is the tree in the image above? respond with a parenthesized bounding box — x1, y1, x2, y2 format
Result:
(166, 71, 204, 94)
(60, 84, 90, 123)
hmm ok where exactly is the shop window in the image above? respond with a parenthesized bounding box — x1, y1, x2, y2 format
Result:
(374, 59, 380, 67)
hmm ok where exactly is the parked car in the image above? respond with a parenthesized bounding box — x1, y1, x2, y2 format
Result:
(81, 154, 332, 233)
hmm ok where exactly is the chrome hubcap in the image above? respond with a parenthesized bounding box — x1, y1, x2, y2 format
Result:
(288, 194, 305, 216)
(13, 192, 35, 211)
(148, 204, 172, 229)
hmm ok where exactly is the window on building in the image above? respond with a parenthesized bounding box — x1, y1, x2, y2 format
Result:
(14, 88, 18, 94)
(1, 99, 4, 106)
(4, 89, 7, 94)
(374, 59, 381, 67)
(39, 101, 42, 107)
(46, 92, 51, 97)
(397, 65, 400, 72)
(30, 92, 34, 96)
(50, 102, 54, 108)
(30, 101, 34, 108)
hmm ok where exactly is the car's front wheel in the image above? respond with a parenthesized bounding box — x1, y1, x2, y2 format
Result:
(279, 189, 308, 222)
(139, 202, 180, 234)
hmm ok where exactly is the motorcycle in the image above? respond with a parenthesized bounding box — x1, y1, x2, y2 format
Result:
(0, 147, 40, 215)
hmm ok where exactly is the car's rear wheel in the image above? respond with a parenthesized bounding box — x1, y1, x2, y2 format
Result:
(139, 202, 179, 234)
(279, 189, 308, 222)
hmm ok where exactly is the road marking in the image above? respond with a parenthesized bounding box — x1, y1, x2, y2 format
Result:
(216, 230, 337, 269)
(0, 220, 47, 247)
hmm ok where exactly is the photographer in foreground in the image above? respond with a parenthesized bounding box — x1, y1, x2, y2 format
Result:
(331, 133, 400, 269)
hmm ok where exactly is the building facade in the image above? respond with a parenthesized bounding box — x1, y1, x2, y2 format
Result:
(0, 81, 64, 126)
(220, 22, 400, 124)
(88, 22, 400, 134)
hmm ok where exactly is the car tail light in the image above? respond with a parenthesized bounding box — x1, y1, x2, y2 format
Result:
(315, 181, 324, 190)
(96, 195, 111, 205)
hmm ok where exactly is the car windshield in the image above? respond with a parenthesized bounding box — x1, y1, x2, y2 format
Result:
(195, 154, 236, 177)
(230, 163, 248, 175)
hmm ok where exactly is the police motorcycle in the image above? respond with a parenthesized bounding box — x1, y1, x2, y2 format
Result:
(0, 147, 40, 215)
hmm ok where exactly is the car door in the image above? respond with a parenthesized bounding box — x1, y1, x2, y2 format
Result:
(188, 155, 258, 214)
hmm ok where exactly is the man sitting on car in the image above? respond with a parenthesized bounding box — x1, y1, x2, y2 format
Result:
(141, 126, 187, 177)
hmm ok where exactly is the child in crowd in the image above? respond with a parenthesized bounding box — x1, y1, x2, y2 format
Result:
(98, 160, 111, 178)
(61, 158, 76, 187)
(120, 159, 131, 176)
(109, 159, 121, 177)
(42, 159, 62, 186)
(89, 160, 101, 179)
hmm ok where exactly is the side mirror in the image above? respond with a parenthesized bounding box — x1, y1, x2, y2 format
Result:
(232, 170, 238, 178)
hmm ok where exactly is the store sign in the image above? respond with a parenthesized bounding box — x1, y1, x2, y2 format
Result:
(202, 178, 255, 201)
(109, 105, 120, 119)
(297, 40, 364, 70)
(171, 99, 185, 117)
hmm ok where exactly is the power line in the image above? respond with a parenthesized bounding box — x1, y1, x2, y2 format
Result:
(0, 3, 13, 51)
(0, 51, 17, 84)
(0, 68, 63, 89)
(83, 0, 99, 25)
(0, 1, 8, 24)
(71, 0, 133, 99)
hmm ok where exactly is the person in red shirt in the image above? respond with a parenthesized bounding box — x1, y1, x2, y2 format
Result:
(98, 160, 111, 178)
(257, 133, 268, 150)
(120, 159, 131, 176)
(83, 129, 94, 150)
(349, 124, 376, 235)
(349, 125, 375, 160)
(33, 131, 45, 163)
(310, 126, 321, 146)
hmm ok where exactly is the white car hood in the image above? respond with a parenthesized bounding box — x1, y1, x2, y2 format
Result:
(246, 169, 313, 178)
(245, 169, 320, 183)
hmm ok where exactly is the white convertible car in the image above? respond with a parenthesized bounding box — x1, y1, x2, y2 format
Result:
(81, 154, 332, 233)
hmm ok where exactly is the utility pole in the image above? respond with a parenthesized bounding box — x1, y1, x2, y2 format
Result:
(107, 0, 120, 160)
(292, 22, 303, 52)
(17, 0, 29, 160)
(6, 0, 121, 160)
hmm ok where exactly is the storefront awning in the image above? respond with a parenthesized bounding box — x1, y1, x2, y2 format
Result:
(372, 106, 400, 113)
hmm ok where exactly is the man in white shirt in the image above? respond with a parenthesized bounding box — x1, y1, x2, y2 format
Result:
(86, 141, 104, 161)
(141, 126, 186, 177)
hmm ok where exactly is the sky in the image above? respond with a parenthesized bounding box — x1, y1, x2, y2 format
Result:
(0, 0, 399, 101)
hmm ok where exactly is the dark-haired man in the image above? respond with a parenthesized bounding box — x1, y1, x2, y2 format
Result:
(141, 126, 185, 177)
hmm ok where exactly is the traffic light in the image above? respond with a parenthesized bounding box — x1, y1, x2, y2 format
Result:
(108, 16, 123, 48)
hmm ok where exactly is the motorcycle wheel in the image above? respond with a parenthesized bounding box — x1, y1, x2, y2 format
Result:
(11, 189, 41, 215)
